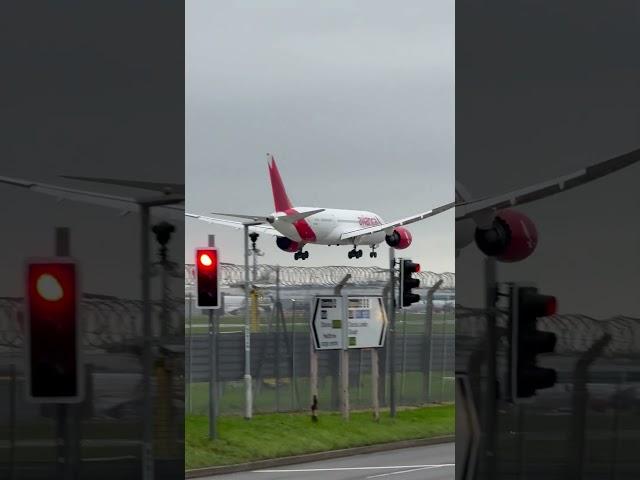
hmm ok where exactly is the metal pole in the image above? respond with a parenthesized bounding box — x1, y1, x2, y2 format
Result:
(440, 307, 448, 402)
(424, 280, 442, 402)
(208, 309, 216, 438)
(389, 248, 397, 418)
(140, 206, 154, 480)
(400, 309, 407, 403)
(243, 225, 253, 419)
(9, 364, 16, 480)
(340, 292, 350, 420)
(187, 294, 192, 415)
(291, 299, 296, 410)
(483, 257, 497, 480)
(55, 228, 77, 480)
(207, 235, 217, 438)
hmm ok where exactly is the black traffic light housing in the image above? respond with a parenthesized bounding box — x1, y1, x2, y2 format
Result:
(399, 259, 421, 308)
(195, 247, 220, 309)
(25, 258, 83, 403)
(509, 284, 557, 400)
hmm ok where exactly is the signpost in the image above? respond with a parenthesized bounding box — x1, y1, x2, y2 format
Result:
(310, 295, 387, 420)
(310, 296, 387, 351)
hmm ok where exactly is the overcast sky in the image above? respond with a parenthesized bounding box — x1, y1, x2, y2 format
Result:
(186, 0, 454, 273)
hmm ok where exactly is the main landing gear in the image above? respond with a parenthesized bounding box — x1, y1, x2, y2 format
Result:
(294, 250, 309, 260)
(348, 247, 363, 259)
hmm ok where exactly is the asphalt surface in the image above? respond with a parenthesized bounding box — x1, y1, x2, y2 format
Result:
(206, 443, 454, 480)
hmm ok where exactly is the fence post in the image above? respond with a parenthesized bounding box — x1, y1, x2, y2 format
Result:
(424, 280, 442, 403)
(567, 333, 611, 480)
(9, 363, 16, 480)
(187, 293, 192, 415)
(371, 349, 380, 422)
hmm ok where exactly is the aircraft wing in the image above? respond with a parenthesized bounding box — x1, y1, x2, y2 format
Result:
(186, 213, 279, 236)
(456, 147, 640, 222)
(61, 176, 184, 195)
(340, 201, 455, 241)
(209, 208, 325, 224)
(0, 175, 184, 220)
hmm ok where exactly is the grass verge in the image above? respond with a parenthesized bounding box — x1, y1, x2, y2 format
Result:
(186, 404, 454, 470)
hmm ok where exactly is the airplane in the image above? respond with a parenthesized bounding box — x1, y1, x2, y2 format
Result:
(187, 154, 455, 260)
(454, 147, 640, 262)
(188, 148, 640, 262)
(0, 147, 638, 265)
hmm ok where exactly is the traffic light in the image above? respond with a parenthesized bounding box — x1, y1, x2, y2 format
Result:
(195, 247, 220, 309)
(25, 258, 83, 402)
(399, 259, 421, 308)
(509, 284, 557, 400)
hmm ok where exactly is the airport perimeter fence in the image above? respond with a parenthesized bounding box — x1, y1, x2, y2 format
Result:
(184, 263, 456, 417)
(0, 294, 184, 480)
(457, 305, 640, 478)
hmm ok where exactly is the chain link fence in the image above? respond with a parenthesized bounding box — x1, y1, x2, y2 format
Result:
(0, 293, 184, 480)
(185, 263, 456, 417)
(457, 305, 640, 478)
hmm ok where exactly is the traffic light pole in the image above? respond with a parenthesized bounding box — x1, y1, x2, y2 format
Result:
(388, 248, 396, 418)
(54, 227, 77, 480)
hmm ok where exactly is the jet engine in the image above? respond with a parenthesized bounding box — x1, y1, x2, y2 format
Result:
(474, 209, 538, 262)
(276, 236, 300, 252)
(385, 227, 412, 250)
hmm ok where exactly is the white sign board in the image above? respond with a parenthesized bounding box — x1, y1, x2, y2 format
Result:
(311, 296, 387, 350)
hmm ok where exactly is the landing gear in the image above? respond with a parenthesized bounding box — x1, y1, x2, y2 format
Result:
(369, 246, 378, 258)
(294, 250, 309, 260)
(348, 247, 363, 259)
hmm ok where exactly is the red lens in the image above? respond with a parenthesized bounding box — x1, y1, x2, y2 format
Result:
(415, 263, 421, 273)
(199, 253, 212, 267)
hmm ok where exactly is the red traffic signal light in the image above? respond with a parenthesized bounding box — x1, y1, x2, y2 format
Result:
(25, 258, 83, 402)
(195, 247, 220, 309)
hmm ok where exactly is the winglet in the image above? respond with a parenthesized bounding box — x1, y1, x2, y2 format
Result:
(267, 154, 293, 212)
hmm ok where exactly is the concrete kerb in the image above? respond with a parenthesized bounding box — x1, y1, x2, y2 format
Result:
(185, 435, 454, 478)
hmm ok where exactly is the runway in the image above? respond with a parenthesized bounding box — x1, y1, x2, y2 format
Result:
(206, 443, 454, 480)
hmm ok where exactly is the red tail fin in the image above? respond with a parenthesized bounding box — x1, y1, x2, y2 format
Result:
(268, 154, 293, 212)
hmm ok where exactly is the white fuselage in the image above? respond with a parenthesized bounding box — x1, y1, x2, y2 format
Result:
(272, 207, 387, 246)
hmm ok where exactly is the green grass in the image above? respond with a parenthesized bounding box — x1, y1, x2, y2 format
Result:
(186, 312, 454, 334)
(185, 404, 454, 469)
(186, 372, 455, 416)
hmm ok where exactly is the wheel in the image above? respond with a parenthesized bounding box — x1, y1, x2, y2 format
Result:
(348, 250, 354, 259)
(294, 252, 300, 260)
(374, 252, 378, 258)
(369, 252, 374, 258)
(356, 249, 363, 258)
(303, 251, 309, 260)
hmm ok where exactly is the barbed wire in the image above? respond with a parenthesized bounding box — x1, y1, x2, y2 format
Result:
(0, 295, 183, 349)
(185, 263, 455, 289)
(456, 306, 640, 357)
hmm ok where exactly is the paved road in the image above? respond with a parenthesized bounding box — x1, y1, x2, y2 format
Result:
(207, 443, 454, 480)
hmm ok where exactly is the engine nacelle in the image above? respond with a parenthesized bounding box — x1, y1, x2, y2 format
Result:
(276, 236, 301, 253)
(474, 209, 538, 262)
(385, 227, 412, 250)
